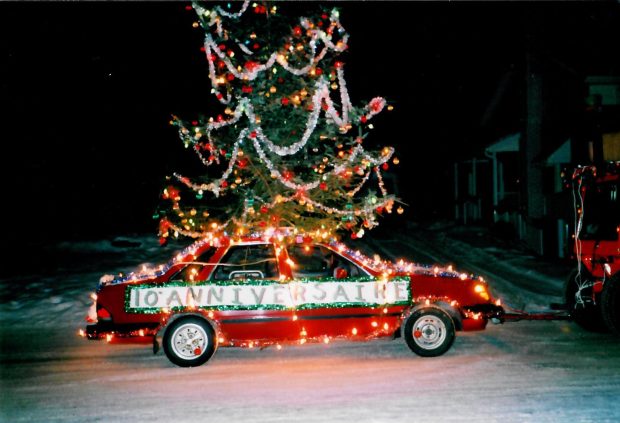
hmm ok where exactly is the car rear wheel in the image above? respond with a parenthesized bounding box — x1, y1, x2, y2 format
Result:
(565, 268, 607, 333)
(163, 316, 216, 367)
(404, 307, 455, 357)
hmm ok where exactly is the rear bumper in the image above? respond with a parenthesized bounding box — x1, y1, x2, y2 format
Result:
(85, 321, 160, 341)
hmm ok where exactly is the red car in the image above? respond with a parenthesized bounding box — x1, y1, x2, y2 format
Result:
(83, 235, 504, 367)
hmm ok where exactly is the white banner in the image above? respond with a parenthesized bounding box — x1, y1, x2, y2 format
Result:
(127, 279, 410, 310)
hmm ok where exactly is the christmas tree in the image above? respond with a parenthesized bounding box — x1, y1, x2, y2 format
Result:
(157, 1, 401, 244)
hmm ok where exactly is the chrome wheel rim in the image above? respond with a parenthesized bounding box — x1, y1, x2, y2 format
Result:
(171, 323, 208, 360)
(412, 315, 447, 350)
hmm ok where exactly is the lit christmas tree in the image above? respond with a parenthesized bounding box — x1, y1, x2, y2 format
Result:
(157, 1, 401, 244)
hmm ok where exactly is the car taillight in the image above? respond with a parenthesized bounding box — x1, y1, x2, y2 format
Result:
(97, 306, 112, 321)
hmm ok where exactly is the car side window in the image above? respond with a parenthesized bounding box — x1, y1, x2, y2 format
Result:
(287, 245, 333, 278)
(288, 245, 364, 279)
(211, 244, 279, 280)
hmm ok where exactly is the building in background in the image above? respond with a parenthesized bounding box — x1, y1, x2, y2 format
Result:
(454, 75, 620, 258)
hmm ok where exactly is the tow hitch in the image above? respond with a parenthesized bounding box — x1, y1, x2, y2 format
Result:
(493, 302, 571, 323)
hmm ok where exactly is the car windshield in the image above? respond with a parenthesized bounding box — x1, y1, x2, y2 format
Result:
(169, 246, 217, 282)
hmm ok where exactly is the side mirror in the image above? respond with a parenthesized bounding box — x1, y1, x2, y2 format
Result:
(334, 267, 348, 279)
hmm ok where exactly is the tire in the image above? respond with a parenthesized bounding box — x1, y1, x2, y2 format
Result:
(565, 268, 607, 333)
(404, 307, 455, 357)
(163, 316, 216, 367)
(601, 274, 620, 336)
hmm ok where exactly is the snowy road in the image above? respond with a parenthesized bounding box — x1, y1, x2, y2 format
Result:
(2, 232, 620, 422)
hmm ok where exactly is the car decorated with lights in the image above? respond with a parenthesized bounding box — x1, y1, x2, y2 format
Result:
(83, 234, 505, 367)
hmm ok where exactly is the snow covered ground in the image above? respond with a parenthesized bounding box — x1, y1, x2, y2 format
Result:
(1, 225, 619, 422)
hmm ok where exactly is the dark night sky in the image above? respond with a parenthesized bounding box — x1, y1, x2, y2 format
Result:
(2, 1, 620, 247)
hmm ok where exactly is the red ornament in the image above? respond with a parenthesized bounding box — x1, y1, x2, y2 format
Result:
(191, 120, 198, 126)
(237, 158, 248, 169)
(244, 61, 259, 72)
(370, 98, 385, 113)
(317, 21, 323, 27)
(200, 46, 206, 52)
(242, 85, 253, 93)
(216, 93, 223, 100)
(260, 206, 269, 214)
(185, 5, 192, 11)
(277, 77, 284, 84)
(217, 115, 223, 122)
(218, 44, 226, 51)
(293, 26, 302, 37)
(164, 186, 179, 200)
(321, 13, 328, 19)
(315, 68, 323, 76)
(281, 97, 290, 106)
(217, 60, 225, 69)
(259, 221, 266, 227)
(159, 237, 168, 246)
(382, 163, 389, 171)
(253, 43, 260, 50)
(226, 73, 235, 81)
(319, 182, 327, 191)
(220, 180, 228, 188)
(360, 116, 367, 124)
(376, 206, 384, 214)
(209, 54, 217, 61)
(283, 170, 294, 181)
(350, 233, 358, 240)
(250, 131, 257, 138)
(334, 61, 344, 69)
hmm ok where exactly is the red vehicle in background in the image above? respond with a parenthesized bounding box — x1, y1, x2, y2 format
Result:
(565, 162, 620, 334)
(84, 233, 504, 367)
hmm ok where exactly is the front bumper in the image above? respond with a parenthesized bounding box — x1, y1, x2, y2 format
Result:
(462, 303, 506, 322)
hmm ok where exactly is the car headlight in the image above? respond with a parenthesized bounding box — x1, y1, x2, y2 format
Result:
(474, 284, 490, 301)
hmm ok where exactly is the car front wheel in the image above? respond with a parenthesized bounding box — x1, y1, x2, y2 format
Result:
(404, 307, 455, 357)
(163, 316, 216, 367)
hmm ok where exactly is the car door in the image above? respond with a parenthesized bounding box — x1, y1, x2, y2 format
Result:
(286, 244, 409, 340)
(208, 243, 297, 344)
